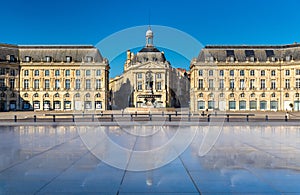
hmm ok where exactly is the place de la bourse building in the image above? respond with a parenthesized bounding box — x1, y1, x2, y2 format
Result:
(0, 43, 109, 111)
(1, 27, 300, 112)
(190, 43, 300, 112)
(109, 28, 189, 109)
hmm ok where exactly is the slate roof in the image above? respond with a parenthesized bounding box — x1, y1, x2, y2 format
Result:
(197, 43, 300, 62)
(0, 44, 104, 63)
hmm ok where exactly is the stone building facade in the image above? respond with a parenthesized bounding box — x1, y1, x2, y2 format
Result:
(190, 44, 300, 112)
(0, 44, 109, 111)
(109, 28, 189, 109)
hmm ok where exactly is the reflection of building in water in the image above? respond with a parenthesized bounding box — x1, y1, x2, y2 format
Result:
(0, 44, 110, 111)
(192, 125, 300, 169)
(190, 44, 300, 112)
(109, 27, 189, 109)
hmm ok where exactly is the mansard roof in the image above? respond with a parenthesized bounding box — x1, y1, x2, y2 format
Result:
(197, 43, 300, 62)
(19, 45, 103, 62)
(0, 43, 105, 63)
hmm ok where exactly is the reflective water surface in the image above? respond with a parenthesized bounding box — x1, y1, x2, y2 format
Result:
(1, 125, 300, 194)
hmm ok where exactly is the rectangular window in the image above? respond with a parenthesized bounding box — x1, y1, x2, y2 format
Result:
(271, 70, 276, 76)
(198, 70, 203, 76)
(86, 70, 91, 76)
(96, 69, 101, 76)
(137, 81, 142, 90)
(296, 79, 300, 89)
(271, 79, 276, 89)
(55, 70, 60, 76)
(219, 70, 224, 76)
(34, 70, 39, 76)
(9, 79, 15, 89)
(270, 101, 278, 110)
(198, 79, 203, 89)
(250, 79, 255, 89)
(286, 70, 290, 76)
(65, 79, 70, 89)
(260, 79, 266, 89)
(208, 79, 214, 89)
(24, 70, 29, 76)
(55, 79, 60, 89)
(260, 101, 267, 110)
(137, 73, 142, 79)
(65, 69, 70, 76)
(76, 70, 80, 76)
(239, 101, 246, 110)
(240, 79, 245, 89)
(240, 70, 244, 76)
(285, 79, 290, 89)
(250, 70, 255, 76)
(157, 73, 162, 79)
(75, 79, 80, 90)
(34, 79, 39, 89)
(0, 79, 5, 88)
(44, 70, 50, 76)
(219, 79, 224, 89)
(10, 69, 15, 76)
(250, 101, 257, 110)
(96, 79, 101, 89)
(208, 101, 215, 109)
(230, 79, 234, 89)
(230, 70, 234, 76)
(86, 79, 91, 89)
(45, 79, 50, 89)
(24, 79, 29, 89)
(209, 70, 214, 76)
(296, 69, 300, 76)
(229, 101, 236, 110)
(197, 101, 205, 110)
(156, 82, 162, 90)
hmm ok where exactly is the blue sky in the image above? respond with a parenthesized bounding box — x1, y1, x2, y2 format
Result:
(1, 0, 300, 77)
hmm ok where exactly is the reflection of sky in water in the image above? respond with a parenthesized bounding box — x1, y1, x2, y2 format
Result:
(0, 125, 300, 194)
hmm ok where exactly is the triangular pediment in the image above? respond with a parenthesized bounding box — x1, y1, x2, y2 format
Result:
(133, 61, 167, 70)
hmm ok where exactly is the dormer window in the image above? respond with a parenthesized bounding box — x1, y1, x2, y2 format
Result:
(66, 56, 72, 62)
(226, 50, 235, 62)
(245, 50, 255, 62)
(25, 56, 32, 62)
(45, 56, 52, 62)
(286, 55, 292, 61)
(6, 55, 15, 62)
(86, 56, 93, 63)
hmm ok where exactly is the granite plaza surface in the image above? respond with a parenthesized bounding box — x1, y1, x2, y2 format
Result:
(1, 124, 300, 195)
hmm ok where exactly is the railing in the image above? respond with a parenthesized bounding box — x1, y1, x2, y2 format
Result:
(4, 112, 297, 123)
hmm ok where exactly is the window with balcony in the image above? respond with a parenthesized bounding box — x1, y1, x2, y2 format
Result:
(86, 79, 91, 90)
(285, 79, 290, 89)
(230, 79, 234, 89)
(24, 79, 29, 89)
(198, 79, 203, 89)
(260, 79, 266, 89)
(45, 79, 50, 89)
(271, 79, 276, 89)
(65, 79, 70, 89)
(75, 79, 80, 90)
(208, 79, 214, 89)
(96, 79, 101, 89)
(34, 79, 39, 89)
(156, 82, 162, 90)
(137, 81, 142, 90)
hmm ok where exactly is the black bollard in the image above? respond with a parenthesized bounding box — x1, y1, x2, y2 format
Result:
(92, 114, 94, 122)
(34, 115, 36, 122)
(130, 114, 133, 121)
(227, 114, 229, 122)
(162, 111, 164, 116)
(265, 115, 268, 122)
(149, 113, 152, 121)
(72, 114, 75, 122)
(207, 114, 210, 122)
(175, 111, 178, 116)
(135, 111, 137, 117)
(169, 114, 171, 122)
(14, 115, 17, 122)
(188, 112, 191, 122)
(285, 115, 288, 122)
(53, 115, 55, 122)
(246, 115, 249, 122)
(111, 114, 114, 122)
